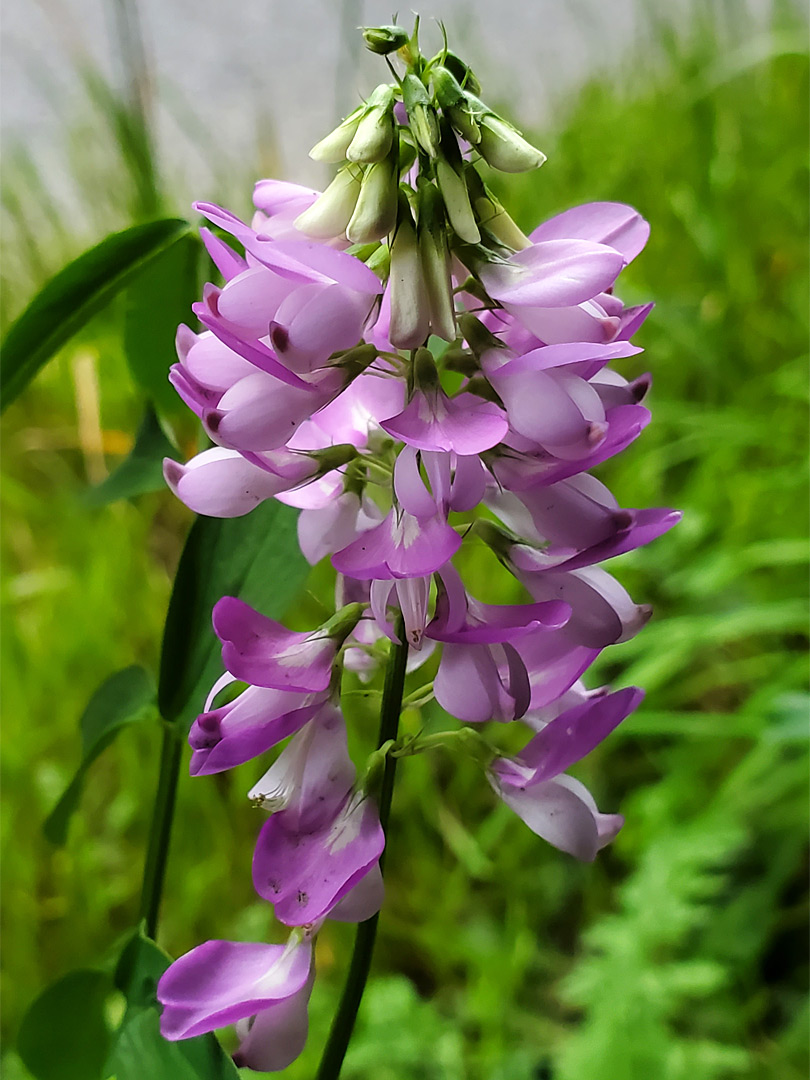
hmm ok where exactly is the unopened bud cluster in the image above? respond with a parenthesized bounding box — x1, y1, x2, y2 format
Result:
(157, 19, 679, 1072)
(302, 20, 545, 349)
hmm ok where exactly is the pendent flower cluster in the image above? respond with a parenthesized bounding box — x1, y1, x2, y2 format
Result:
(157, 21, 680, 1072)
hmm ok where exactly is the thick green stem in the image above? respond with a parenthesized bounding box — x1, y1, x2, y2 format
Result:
(315, 620, 409, 1080)
(138, 724, 183, 939)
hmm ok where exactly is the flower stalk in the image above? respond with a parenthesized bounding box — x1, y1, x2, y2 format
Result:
(315, 619, 408, 1080)
(138, 723, 183, 938)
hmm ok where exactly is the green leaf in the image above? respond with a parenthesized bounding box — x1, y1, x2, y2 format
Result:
(18, 970, 113, 1080)
(44, 666, 157, 845)
(157, 499, 309, 730)
(124, 234, 201, 413)
(1, 218, 191, 411)
(84, 406, 177, 506)
(105, 928, 239, 1080)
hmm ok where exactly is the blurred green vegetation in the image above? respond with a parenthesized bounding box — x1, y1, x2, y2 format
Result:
(2, 2, 808, 1078)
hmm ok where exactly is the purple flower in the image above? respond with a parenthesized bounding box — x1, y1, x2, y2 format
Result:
(332, 506, 461, 580)
(250, 707, 385, 925)
(489, 687, 643, 859)
(188, 674, 327, 775)
(381, 385, 508, 455)
(163, 447, 318, 519)
(158, 933, 313, 1049)
(212, 597, 343, 692)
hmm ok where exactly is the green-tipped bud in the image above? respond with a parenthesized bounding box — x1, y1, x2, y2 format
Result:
(347, 85, 396, 163)
(389, 191, 430, 350)
(309, 106, 364, 162)
(462, 169, 530, 250)
(474, 195, 531, 250)
(436, 159, 480, 244)
(478, 115, 546, 173)
(398, 136, 418, 175)
(440, 49, 482, 96)
(417, 181, 457, 343)
(346, 154, 398, 243)
(402, 74, 440, 158)
(432, 66, 466, 110)
(447, 104, 481, 145)
(294, 164, 362, 238)
(362, 24, 409, 55)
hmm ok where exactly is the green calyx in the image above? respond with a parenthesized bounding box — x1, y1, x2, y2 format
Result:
(321, 602, 367, 645)
(362, 25, 410, 56)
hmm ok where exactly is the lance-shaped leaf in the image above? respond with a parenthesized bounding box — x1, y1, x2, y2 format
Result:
(1, 218, 191, 411)
(158, 499, 310, 730)
(84, 405, 177, 506)
(44, 666, 157, 846)
(124, 234, 202, 413)
(106, 926, 240, 1080)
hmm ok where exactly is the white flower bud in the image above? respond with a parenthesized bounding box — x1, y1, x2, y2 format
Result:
(294, 165, 362, 239)
(402, 74, 440, 158)
(418, 182, 456, 342)
(436, 160, 480, 244)
(478, 116, 546, 173)
(346, 85, 396, 163)
(346, 156, 398, 243)
(474, 195, 531, 250)
(389, 194, 430, 349)
(309, 107, 364, 163)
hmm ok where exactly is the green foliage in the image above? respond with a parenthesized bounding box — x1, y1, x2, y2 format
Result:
(17, 970, 114, 1080)
(44, 666, 157, 846)
(0, 219, 191, 410)
(158, 500, 310, 730)
(123, 236, 202, 415)
(84, 406, 178, 507)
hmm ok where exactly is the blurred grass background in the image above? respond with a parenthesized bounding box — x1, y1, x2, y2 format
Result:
(1, 1, 808, 1078)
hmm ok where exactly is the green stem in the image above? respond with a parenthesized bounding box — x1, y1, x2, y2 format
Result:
(315, 620, 409, 1080)
(138, 724, 183, 939)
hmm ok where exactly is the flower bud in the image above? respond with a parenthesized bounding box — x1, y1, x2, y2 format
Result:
(447, 103, 481, 146)
(475, 195, 531, 250)
(432, 66, 466, 110)
(389, 191, 430, 349)
(439, 49, 482, 96)
(362, 24, 409, 55)
(433, 66, 483, 143)
(436, 159, 480, 244)
(478, 115, 546, 173)
(464, 170, 530, 250)
(309, 107, 364, 163)
(294, 164, 362, 239)
(402, 74, 440, 158)
(346, 153, 398, 243)
(417, 181, 457, 342)
(347, 85, 396, 163)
